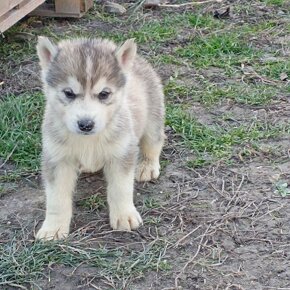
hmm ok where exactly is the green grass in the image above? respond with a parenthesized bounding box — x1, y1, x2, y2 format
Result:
(260, 0, 285, 5)
(0, 237, 169, 288)
(166, 105, 289, 167)
(129, 21, 177, 44)
(187, 14, 219, 28)
(0, 93, 43, 172)
(165, 79, 279, 106)
(0, 39, 36, 68)
(176, 32, 259, 69)
(256, 60, 290, 80)
(79, 193, 106, 211)
(143, 197, 161, 209)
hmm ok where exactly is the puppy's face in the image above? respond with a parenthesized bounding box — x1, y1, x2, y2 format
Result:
(37, 37, 136, 135)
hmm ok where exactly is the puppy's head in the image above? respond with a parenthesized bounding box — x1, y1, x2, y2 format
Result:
(37, 37, 136, 135)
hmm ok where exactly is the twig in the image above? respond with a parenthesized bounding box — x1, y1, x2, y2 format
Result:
(174, 225, 211, 288)
(225, 284, 245, 290)
(0, 144, 17, 169)
(159, 0, 223, 8)
(173, 225, 202, 248)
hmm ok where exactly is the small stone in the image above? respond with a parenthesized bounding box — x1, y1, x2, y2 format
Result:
(280, 72, 288, 81)
(11, 32, 35, 41)
(144, 0, 161, 8)
(103, 2, 126, 15)
(30, 20, 43, 28)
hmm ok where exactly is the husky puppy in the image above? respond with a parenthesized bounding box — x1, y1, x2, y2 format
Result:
(35, 37, 165, 240)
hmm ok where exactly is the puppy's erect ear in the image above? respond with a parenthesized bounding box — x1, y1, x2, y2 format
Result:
(115, 39, 137, 70)
(37, 36, 57, 69)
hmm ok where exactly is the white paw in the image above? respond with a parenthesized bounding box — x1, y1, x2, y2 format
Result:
(35, 221, 69, 241)
(136, 160, 160, 182)
(110, 206, 143, 231)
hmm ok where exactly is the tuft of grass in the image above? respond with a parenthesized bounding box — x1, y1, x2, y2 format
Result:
(187, 14, 223, 29)
(274, 181, 290, 197)
(128, 20, 177, 44)
(0, 93, 44, 172)
(260, 0, 285, 5)
(166, 105, 290, 167)
(0, 237, 169, 288)
(79, 193, 106, 211)
(176, 32, 259, 69)
(165, 79, 279, 106)
(255, 60, 290, 80)
(143, 197, 161, 209)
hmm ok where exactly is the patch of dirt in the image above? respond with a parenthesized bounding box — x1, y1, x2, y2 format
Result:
(1, 1, 290, 290)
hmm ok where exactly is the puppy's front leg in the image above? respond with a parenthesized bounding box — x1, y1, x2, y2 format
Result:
(104, 157, 142, 231)
(36, 161, 77, 241)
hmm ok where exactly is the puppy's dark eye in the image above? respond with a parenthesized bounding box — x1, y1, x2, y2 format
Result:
(98, 90, 110, 100)
(63, 88, 76, 99)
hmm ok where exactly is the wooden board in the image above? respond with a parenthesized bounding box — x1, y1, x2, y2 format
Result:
(0, 0, 24, 17)
(0, 0, 45, 33)
(30, 0, 93, 18)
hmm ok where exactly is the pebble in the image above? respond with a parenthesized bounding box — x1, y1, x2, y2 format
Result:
(103, 2, 126, 15)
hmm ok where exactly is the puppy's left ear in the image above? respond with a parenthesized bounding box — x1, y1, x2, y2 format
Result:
(115, 39, 137, 70)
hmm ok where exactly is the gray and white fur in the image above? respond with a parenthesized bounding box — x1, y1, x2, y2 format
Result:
(36, 37, 165, 240)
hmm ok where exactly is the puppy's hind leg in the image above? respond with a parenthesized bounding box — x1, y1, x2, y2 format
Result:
(36, 160, 77, 241)
(136, 130, 164, 182)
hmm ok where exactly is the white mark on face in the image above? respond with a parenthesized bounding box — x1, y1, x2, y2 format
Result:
(66, 76, 82, 95)
(86, 56, 93, 95)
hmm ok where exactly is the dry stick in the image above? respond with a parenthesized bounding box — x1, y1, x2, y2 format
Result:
(0, 144, 17, 169)
(5, 283, 27, 290)
(173, 224, 202, 248)
(159, 0, 223, 8)
(174, 225, 211, 288)
(225, 284, 245, 290)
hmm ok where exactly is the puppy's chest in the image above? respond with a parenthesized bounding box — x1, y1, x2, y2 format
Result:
(71, 140, 107, 173)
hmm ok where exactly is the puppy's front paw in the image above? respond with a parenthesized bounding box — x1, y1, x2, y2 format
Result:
(35, 221, 69, 241)
(136, 160, 160, 182)
(110, 206, 143, 231)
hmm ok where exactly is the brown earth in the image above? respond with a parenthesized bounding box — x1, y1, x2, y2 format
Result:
(1, 1, 290, 289)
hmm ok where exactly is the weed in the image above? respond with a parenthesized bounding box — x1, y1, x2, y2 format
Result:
(166, 105, 289, 167)
(79, 193, 106, 211)
(274, 181, 290, 197)
(165, 77, 280, 106)
(143, 197, 161, 209)
(176, 32, 259, 69)
(260, 0, 285, 5)
(0, 93, 43, 172)
(0, 237, 169, 288)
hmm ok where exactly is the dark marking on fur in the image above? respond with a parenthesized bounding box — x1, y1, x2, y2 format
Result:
(46, 39, 126, 94)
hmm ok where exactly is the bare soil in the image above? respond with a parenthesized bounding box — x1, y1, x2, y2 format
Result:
(1, 1, 290, 289)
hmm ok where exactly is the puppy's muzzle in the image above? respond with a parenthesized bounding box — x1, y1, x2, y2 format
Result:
(77, 119, 95, 133)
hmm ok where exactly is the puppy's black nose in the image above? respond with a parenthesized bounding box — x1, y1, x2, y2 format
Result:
(77, 119, 95, 132)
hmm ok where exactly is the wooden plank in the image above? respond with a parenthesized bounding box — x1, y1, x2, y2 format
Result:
(31, 0, 93, 18)
(0, 2, 9, 17)
(0, 0, 45, 33)
(30, 3, 83, 18)
(0, 0, 25, 17)
(55, 0, 80, 14)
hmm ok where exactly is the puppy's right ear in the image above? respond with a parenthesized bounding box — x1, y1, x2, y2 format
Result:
(37, 36, 57, 69)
